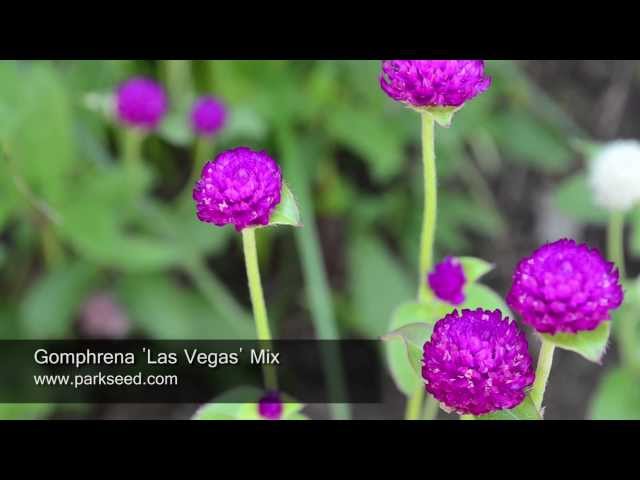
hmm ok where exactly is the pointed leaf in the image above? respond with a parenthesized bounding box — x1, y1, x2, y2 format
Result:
(475, 395, 542, 420)
(461, 283, 513, 318)
(458, 256, 494, 284)
(540, 321, 611, 364)
(383, 301, 450, 394)
(414, 106, 461, 128)
(264, 182, 302, 228)
(590, 367, 640, 419)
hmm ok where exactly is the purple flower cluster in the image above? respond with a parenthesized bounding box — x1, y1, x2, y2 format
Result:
(380, 60, 491, 108)
(422, 309, 535, 416)
(116, 77, 167, 130)
(428, 257, 466, 305)
(258, 392, 283, 420)
(507, 239, 624, 335)
(190, 96, 227, 137)
(193, 147, 282, 231)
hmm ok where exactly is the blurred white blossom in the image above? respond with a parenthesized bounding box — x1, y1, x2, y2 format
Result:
(589, 140, 640, 211)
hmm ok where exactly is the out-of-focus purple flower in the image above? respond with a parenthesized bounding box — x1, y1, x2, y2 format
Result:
(116, 77, 167, 130)
(380, 60, 491, 109)
(193, 147, 282, 231)
(77, 292, 130, 339)
(422, 309, 535, 416)
(190, 96, 227, 137)
(507, 239, 624, 335)
(258, 391, 283, 420)
(428, 256, 466, 305)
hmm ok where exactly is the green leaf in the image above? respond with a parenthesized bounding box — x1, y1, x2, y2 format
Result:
(418, 106, 460, 128)
(0, 403, 54, 420)
(9, 63, 77, 205)
(458, 257, 494, 284)
(263, 182, 302, 228)
(589, 367, 640, 419)
(157, 108, 194, 147)
(553, 173, 609, 224)
(139, 200, 232, 261)
(476, 395, 542, 420)
(327, 106, 405, 182)
(20, 262, 98, 338)
(492, 112, 572, 173)
(192, 386, 263, 420)
(540, 321, 611, 364)
(348, 234, 415, 336)
(630, 208, 640, 256)
(116, 274, 254, 340)
(192, 387, 306, 420)
(461, 283, 513, 318)
(383, 301, 451, 395)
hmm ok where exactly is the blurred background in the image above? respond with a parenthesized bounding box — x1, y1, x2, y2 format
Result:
(1, 60, 639, 420)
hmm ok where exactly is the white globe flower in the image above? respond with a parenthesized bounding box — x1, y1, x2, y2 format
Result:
(589, 140, 640, 211)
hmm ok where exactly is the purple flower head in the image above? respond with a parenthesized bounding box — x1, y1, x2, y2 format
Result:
(190, 96, 227, 137)
(193, 147, 282, 231)
(428, 256, 466, 305)
(116, 77, 167, 130)
(380, 60, 491, 109)
(422, 308, 535, 416)
(507, 239, 624, 335)
(258, 391, 283, 420)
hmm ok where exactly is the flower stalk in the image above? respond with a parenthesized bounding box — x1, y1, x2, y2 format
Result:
(607, 211, 626, 280)
(242, 228, 278, 391)
(405, 112, 437, 420)
(530, 340, 555, 411)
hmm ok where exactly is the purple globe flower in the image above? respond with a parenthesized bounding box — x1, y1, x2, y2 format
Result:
(507, 239, 624, 335)
(428, 256, 466, 305)
(258, 391, 283, 420)
(193, 147, 282, 231)
(116, 76, 167, 130)
(422, 309, 535, 416)
(190, 96, 227, 136)
(380, 60, 491, 109)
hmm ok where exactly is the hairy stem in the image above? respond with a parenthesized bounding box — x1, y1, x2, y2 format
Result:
(242, 228, 277, 390)
(406, 112, 437, 420)
(607, 211, 626, 280)
(531, 340, 555, 412)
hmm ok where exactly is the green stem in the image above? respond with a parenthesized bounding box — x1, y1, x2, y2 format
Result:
(41, 222, 64, 268)
(242, 228, 277, 391)
(405, 386, 425, 420)
(406, 112, 437, 420)
(185, 260, 254, 338)
(121, 128, 145, 189)
(607, 211, 626, 280)
(606, 212, 639, 371)
(182, 137, 213, 206)
(422, 394, 439, 420)
(531, 340, 555, 411)
(418, 112, 437, 301)
(162, 60, 193, 107)
(277, 127, 351, 420)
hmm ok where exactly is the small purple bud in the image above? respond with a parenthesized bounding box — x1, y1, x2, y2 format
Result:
(193, 146, 282, 231)
(116, 76, 167, 130)
(507, 239, 624, 335)
(422, 308, 535, 416)
(380, 60, 491, 109)
(428, 256, 466, 305)
(190, 96, 227, 137)
(258, 391, 283, 420)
